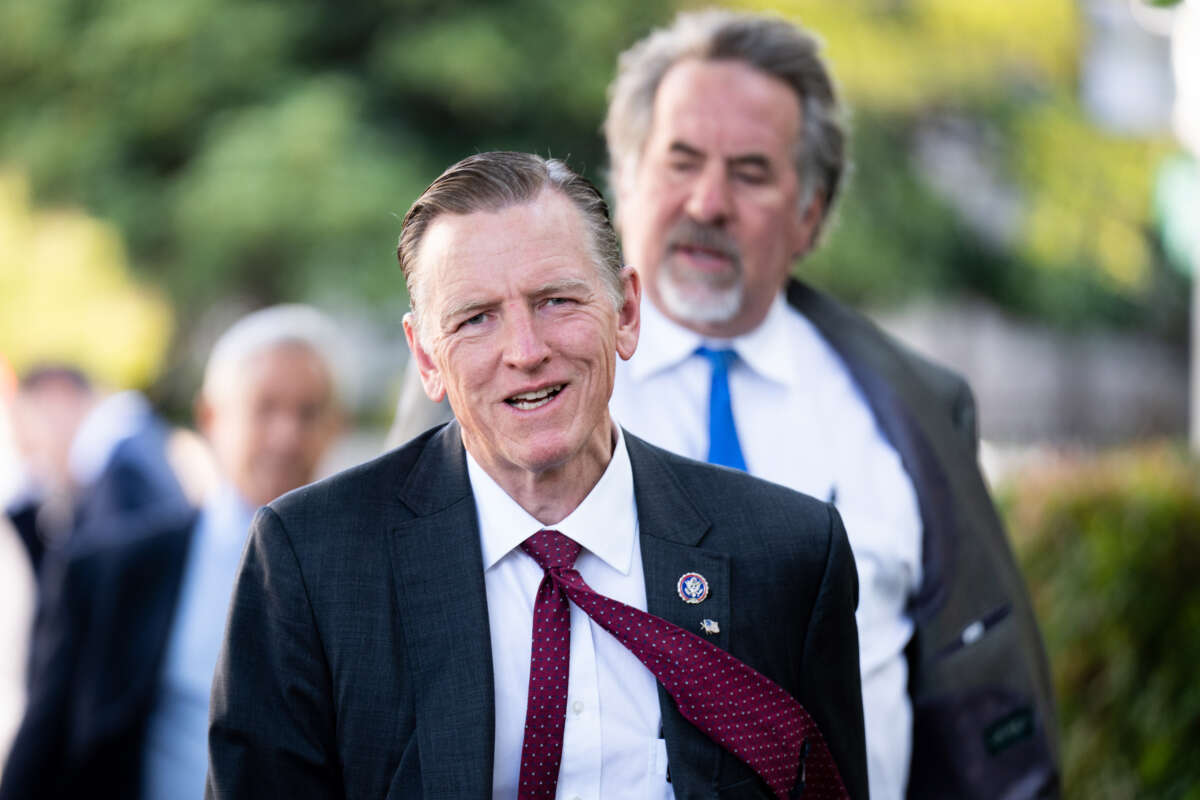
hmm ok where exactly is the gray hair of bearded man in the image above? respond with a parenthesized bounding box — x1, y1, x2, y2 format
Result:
(397, 151, 625, 341)
(604, 8, 847, 238)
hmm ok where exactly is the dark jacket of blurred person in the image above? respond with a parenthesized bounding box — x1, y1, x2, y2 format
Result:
(0, 306, 343, 800)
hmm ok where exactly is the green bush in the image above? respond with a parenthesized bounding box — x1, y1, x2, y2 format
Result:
(1004, 445, 1200, 800)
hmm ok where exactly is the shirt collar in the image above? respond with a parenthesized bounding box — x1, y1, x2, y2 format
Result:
(202, 482, 258, 549)
(470, 425, 637, 576)
(629, 292, 800, 388)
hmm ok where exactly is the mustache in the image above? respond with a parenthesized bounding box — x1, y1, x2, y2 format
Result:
(665, 219, 740, 263)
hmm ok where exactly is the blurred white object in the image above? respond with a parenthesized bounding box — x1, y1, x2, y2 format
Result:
(1174, 0, 1200, 155)
(1170, 0, 1200, 451)
(0, 389, 35, 774)
(0, 515, 34, 776)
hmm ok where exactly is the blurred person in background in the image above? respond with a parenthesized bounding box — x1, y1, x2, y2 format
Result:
(0, 304, 344, 800)
(4, 365, 187, 572)
(386, 8, 1060, 800)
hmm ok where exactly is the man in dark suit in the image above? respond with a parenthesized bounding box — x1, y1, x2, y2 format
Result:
(208, 152, 868, 799)
(601, 10, 1059, 800)
(0, 308, 343, 799)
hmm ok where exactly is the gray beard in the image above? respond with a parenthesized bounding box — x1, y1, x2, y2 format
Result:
(655, 265, 743, 325)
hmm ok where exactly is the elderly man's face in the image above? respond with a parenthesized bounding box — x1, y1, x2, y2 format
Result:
(404, 189, 640, 490)
(199, 343, 339, 508)
(617, 58, 823, 338)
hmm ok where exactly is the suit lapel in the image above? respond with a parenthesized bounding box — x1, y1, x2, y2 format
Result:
(627, 434, 730, 796)
(388, 424, 495, 799)
(786, 279, 961, 618)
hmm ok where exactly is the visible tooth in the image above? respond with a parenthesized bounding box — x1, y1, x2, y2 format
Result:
(510, 384, 562, 402)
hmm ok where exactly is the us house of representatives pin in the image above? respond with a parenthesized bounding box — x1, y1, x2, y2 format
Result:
(677, 572, 709, 604)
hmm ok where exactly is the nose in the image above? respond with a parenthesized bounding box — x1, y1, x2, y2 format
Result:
(264, 409, 306, 455)
(502, 307, 552, 371)
(685, 163, 733, 225)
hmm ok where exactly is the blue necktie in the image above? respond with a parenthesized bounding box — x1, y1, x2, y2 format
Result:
(697, 346, 747, 471)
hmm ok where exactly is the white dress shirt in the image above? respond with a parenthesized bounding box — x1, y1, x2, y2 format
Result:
(141, 483, 255, 800)
(468, 428, 674, 800)
(610, 294, 922, 800)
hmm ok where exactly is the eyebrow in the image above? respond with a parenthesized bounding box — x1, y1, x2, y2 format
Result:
(668, 141, 705, 160)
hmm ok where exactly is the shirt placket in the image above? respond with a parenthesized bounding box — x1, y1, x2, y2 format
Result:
(556, 602, 602, 800)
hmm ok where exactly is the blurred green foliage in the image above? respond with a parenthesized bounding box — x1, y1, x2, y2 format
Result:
(0, 172, 171, 386)
(0, 0, 1187, 389)
(737, 0, 1185, 335)
(0, 0, 671, 318)
(1005, 445, 1200, 799)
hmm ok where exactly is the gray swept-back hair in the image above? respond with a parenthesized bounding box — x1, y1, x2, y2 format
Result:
(397, 151, 624, 336)
(605, 8, 846, 234)
(201, 304, 343, 407)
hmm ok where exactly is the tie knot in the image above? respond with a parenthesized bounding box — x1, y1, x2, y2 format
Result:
(696, 346, 737, 372)
(520, 529, 582, 572)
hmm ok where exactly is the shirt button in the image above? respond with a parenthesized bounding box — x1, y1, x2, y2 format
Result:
(571, 700, 584, 714)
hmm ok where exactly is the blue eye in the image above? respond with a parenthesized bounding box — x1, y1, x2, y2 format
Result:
(457, 313, 487, 330)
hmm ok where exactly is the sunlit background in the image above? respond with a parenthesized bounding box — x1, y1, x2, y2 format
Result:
(1, 0, 1198, 796)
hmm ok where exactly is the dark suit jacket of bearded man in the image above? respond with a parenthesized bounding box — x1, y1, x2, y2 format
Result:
(206, 422, 870, 800)
(785, 280, 1060, 799)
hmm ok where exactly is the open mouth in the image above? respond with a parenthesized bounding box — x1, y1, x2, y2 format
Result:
(673, 244, 734, 268)
(505, 384, 565, 410)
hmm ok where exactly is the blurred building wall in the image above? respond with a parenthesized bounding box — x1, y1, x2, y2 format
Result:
(875, 299, 1187, 444)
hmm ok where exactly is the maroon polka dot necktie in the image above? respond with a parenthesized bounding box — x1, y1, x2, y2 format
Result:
(516, 529, 850, 800)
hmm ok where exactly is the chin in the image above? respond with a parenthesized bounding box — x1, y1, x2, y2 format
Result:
(657, 275, 742, 325)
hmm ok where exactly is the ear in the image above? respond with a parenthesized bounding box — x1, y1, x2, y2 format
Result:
(614, 267, 641, 361)
(403, 312, 446, 402)
(194, 395, 216, 440)
(790, 193, 826, 259)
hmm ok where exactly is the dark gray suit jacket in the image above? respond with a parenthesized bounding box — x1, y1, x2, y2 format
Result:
(786, 280, 1059, 799)
(206, 424, 868, 799)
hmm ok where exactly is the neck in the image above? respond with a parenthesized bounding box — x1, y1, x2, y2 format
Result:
(474, 419, 617, 526)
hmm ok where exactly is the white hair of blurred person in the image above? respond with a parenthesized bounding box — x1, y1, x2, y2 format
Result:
(196, 305, 345, 509)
